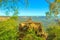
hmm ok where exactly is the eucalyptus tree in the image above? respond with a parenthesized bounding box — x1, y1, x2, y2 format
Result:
(0, 0, 29, 16)
(45, 0, 60, 40)
(46, 0, 60, 19)
(0, 0, 29, 40)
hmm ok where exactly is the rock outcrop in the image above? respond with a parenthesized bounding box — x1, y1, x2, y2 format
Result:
(19, 17, 47, 40)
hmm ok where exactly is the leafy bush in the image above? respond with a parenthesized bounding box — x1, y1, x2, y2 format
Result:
(22, 28, 45, 40)
(0, 17, 18, 40)
(46, 22, 60, 40)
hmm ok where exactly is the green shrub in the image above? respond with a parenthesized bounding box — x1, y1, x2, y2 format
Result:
(0, 17, 18, 40)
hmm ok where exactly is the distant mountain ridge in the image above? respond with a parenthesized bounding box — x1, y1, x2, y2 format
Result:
(0, 16, 59, 28)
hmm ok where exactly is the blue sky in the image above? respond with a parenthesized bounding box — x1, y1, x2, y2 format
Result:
(0, 0, 49, 16)
(19, 0, 49, 16)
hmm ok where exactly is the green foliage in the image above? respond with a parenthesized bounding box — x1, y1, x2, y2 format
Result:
(0, 2, 19, 39)
(46, 22, 60, 40)
(46, 12, 51, 19)
(46, 0, 60, 19)
(0, 0, 29, 40)
(0, 0, 29, 10)
(22, 28, 45, 40)
(45, 1, 60, 40)
(0, 18, 18, 40)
